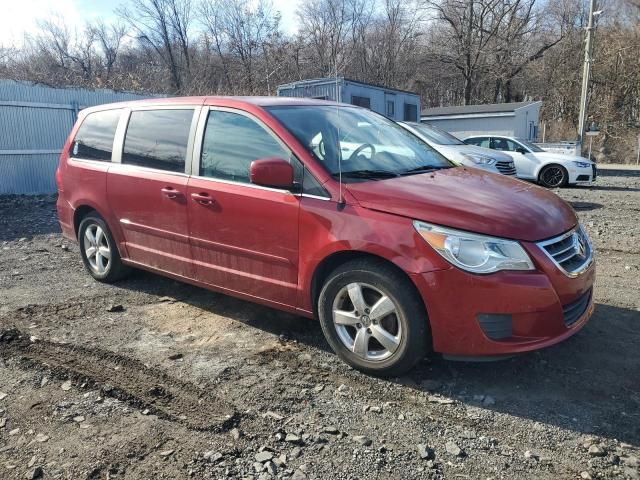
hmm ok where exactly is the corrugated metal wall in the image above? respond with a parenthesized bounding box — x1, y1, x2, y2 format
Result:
(0, 80, 156, 195)
(277, 79, 342, 102)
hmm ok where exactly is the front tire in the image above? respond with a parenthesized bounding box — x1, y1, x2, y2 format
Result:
(538, 164, 568, 188)
(78, 213, 130, 283)
(317, 258, 429, 377)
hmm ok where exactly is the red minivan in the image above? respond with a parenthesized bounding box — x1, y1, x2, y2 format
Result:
(56, 97, 595, 376)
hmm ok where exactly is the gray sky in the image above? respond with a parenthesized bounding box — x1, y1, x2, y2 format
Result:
(0, 0, 301, 47)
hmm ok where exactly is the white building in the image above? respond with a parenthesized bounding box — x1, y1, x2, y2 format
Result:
(277, 77, 421, 122)
(421, 101, 542, 141)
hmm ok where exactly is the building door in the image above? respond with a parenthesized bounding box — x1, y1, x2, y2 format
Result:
(384, 93, 396, 119)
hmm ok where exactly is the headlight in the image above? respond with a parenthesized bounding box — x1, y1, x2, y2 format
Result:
(413, 221, 535, 274)
(572, 161, 591, 168)
(461, 153, 496, 165)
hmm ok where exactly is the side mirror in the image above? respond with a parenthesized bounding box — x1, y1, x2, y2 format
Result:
(516, 147, 528, 154)
(250, 157, 294, 189)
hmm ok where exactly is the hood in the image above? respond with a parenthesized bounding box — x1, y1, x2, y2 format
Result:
(438, 144, 513, 162)
(346, 167, 577, 242)
(533, 151, 592, 163)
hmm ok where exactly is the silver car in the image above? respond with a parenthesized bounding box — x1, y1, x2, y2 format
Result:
(399, 122, 517, 176)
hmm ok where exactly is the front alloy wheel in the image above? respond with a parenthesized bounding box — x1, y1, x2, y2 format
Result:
(539, 165, 568, 188)
(318, 258, 429, 376)
(332, 283, 402, 362)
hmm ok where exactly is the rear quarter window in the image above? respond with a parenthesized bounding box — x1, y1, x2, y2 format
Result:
(71, 109, 122, 161)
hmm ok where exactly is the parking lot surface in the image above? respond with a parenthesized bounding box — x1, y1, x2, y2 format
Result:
(1, 169, 639, 479)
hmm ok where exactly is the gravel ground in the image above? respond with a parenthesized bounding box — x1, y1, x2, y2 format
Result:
(1, 169, 639, 480)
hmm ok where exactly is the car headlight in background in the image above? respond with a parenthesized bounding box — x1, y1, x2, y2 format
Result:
(572, 161, 591, 168)
(461, 153, 496, 165)
(413, 221, 535, 274)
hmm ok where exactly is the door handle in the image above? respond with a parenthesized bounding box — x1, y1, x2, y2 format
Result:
(161, 187, 181, 199)
(191, 192, 214, 205)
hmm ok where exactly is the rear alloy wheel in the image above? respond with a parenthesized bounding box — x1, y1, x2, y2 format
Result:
(83, 223, 111, 275)
(318, 259, 429, 376)
(78, 213, 130, 283)
(539, 164, 568, 188)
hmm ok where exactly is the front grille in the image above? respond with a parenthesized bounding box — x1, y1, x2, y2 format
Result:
(537, 225, 593, 277)
(562, 288, 592, 327)
(496, 161, 517, 175)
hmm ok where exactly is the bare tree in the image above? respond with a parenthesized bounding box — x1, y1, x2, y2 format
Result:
(2, 0, 638, 164)
(31, 17, 98, 82)
(297, 0, 352, 75)
(90, 22, 127, 82)
(426, 0, 521, 105)
(118, 0, 193, 92)
(200, 0, 281, 94)
(488, 0, 564, 102)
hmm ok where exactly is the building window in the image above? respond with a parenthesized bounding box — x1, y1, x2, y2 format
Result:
(386, 101, 395, 117)
(351, 95, 371, 109)
(403, 103, 418, 122)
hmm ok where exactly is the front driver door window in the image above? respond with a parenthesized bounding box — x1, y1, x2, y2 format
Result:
(492, 138, 534, 178)
(492, 138, 522, 152)
(201, 110, 294, 183)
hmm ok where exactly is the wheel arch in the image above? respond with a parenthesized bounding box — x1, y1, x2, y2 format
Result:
(73, 205, 98, 236)
(72, 204, 126, 259)
(310, 250, 430, 326)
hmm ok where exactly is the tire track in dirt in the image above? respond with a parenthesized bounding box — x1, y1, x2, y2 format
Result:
(0, 327, 238, 432)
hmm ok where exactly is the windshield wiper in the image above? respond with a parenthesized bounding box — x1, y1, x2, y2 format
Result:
(400, 165, 452, 176)
(333, 169, 400, 180)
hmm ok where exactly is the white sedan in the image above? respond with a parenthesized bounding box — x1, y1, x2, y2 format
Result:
(463, 135, 596, 188)
(399, 122, 517, 176)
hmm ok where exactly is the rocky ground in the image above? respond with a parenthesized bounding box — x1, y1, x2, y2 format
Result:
(1, 168, 639, 480)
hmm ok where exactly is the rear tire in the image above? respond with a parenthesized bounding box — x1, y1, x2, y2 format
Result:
(78, 213, 130, 283)
(538, 164, 568, 188)
(317, 258, 429, 377)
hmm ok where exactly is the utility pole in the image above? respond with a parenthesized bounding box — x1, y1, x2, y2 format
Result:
(577, 0, 597, 155)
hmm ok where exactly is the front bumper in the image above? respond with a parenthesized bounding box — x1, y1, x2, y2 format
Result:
(569, 164, 597, 184)
(411, 245, 595, 356)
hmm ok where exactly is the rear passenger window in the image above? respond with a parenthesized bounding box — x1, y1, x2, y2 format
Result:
(71, 109, 121, 161)
(200, 110, 292, 183)
(122, 109, 194, 173)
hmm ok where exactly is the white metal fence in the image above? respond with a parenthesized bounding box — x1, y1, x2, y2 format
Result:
(0, 80, 155, 195)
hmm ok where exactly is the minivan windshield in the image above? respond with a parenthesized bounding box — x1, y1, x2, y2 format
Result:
(406, 122, 464, 146)
(266, 106, 453, 181)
